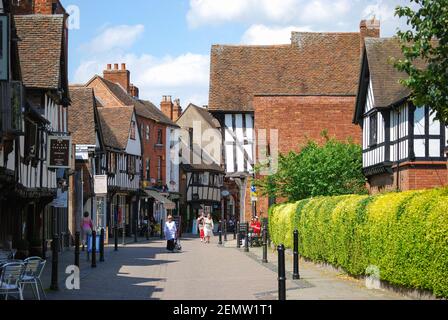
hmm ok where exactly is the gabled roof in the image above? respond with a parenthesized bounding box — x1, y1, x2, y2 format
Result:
(88, 75, 178, 127)
(179, 104, 221, 129)
(209, 32, 362, 112)
(14, 15, 65, 90)
(354, 37, 430, 123)
(68, 86, 97, 146)
(98, 106, 135, 150)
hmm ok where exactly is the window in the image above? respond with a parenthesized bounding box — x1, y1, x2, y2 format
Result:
(24, 119, 38, 160)
(157, 156, 162, 181)
(141, 124, 144, 140)
(146, 125, 150, 141)
(127, 155, 136, 175)
(0, 15, 9, 81)
(146, 159, 150, 180)
(369, 114, 378, 147)
(157, 129, 163, 145)
(10, 82, 24, 131)
(130, 120, 136, 140)
(110, 153, 117, 174)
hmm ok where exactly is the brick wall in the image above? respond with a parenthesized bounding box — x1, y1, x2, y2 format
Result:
(138, 115, 166, 186)
(252, 95, 361, 218)
(368, 162, 448, 194)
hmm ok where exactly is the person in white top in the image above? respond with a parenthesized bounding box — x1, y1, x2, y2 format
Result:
(164, 215, 177, 252)
(203, 214, 214, 244)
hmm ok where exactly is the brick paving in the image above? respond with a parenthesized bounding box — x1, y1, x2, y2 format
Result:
(19, 235, 413, 300)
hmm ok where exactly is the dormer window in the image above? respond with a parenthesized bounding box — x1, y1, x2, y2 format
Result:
(369, 113, 378, 147)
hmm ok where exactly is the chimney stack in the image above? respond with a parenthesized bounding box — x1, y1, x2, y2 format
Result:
(173, 99, 183, 121)
(161, 96, 173, 120)
(360, 18, 380, 52)
(130, 84, 139, 99)
(104, 63, 131, 94)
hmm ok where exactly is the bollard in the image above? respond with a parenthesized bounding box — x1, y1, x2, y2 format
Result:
(218, 222, 223, 245)
(146, 217, 150, 240)
(236, 222, 241, 249)
(91, 230, 97, 268)
(75, 231, 80, 268)
(100, 228, 105, 262)
(50, 235, 59, 291)
(262, 225, 268, 263)
(160, 219, 164, 240)
(244, 222, 250, 252)
(278, 244, 286, 301)
(114, 224, 118, 251)
(293, 230, 300, 280)
(224, 219, 228, 242)
(233, 221, 237, 240)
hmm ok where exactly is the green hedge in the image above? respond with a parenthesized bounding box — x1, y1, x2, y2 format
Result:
(268, 188, 448, 298)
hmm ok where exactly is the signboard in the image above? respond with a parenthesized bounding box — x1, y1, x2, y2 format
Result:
(94, 175, 108, 195)
(0, 14, 9, 81)
(51, 188, 68, 208)
(47, 135, 71, 169)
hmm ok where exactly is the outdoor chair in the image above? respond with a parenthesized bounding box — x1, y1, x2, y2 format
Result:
(20, 257, 47, 300)
(0, 262, 26, 300)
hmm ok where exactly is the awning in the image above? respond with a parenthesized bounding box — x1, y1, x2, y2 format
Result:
(145, 190, 176, 210)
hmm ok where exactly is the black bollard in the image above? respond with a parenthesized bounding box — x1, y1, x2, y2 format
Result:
(160, 219, 164, 240)
(293, 230, 300, 280)
(114, 224, 118, 252)
(50, 235, 59, 291)
(244, 222, 250, 252)
(91, 230, 97, 268)
(262, 225, 268, 263)
(146, 217, 150, 240)
(218, 222, 223, 245)
(75, 231, 80, 268)
(236, 222, 241, 249)
(278, 244, 286, 301)
(224, 219, 228, 242)
(100, 228, 105, 262)
(233, 221, 237, 240)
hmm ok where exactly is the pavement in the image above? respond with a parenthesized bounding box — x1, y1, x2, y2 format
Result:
(17, 234, 413, 300)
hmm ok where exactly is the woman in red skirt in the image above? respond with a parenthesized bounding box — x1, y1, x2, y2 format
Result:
(197, 212, 205, 243)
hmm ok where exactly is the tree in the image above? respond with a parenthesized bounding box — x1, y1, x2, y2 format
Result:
(395, 0, 448, 122)
(255, 135, 367, 202)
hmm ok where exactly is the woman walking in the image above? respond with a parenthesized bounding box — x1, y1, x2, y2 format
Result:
(203, 214, 214, 244)
(81, 212, 94, 249)
(164, 215, 177, 252)
(197, 212, 205, 243)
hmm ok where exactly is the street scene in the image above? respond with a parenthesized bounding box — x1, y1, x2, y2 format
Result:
(1, 0, 448, 304)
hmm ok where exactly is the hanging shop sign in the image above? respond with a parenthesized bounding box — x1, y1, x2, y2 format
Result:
(94, 175, 108, 195)
(47, 135, 72, 169)
(52, 188, 68, 208)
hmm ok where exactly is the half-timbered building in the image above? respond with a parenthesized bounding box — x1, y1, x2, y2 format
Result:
(97, 105, 142, 238)
(176, 104, 225, 232)
(209, 20, 379, 221)
(354, 37, 448, 193)
(0, 11, 70, 255)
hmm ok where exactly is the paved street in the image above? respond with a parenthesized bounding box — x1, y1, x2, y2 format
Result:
(20, 235, 411, 300)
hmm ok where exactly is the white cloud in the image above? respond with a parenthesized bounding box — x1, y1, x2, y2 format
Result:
(73, 52, 210, 108)
(81, 24, 145, 54)
(241, 24, 312, 45)
(300, 0, 351, 24)
(362, 0, 395, 22)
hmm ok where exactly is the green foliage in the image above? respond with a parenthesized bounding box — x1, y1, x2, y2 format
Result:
(256, 136, 367, 202)
(395, 0, 448, 123)
(269, 188, 448, 298)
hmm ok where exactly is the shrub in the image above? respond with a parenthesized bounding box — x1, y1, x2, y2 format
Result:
(268, 188, 448, 298)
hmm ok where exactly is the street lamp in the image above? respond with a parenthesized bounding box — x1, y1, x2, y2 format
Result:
(221, 189, 230, 244)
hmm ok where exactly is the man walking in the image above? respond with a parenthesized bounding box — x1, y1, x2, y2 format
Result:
(164, 215, 177, 252)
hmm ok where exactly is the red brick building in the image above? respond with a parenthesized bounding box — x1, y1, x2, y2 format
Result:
(209, 20, 380, 221)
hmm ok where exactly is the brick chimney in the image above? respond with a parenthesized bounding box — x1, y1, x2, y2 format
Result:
(360, 19, 380, 52)
(33, 0, 53, 14)
(173, 99, 183, 121)
(103, 63, 131, 94)
(161, 96, 173, 120)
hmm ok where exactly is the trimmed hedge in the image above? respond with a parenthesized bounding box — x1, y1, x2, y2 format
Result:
(268, 188, 448, 298)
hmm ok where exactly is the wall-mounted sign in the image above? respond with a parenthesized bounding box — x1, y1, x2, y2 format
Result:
(0, 14, 10, 81)
(94, 175, 108, 195)
(47, 135, 71, 169)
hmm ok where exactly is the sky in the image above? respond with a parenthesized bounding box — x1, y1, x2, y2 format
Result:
(61, 0, 414, 109)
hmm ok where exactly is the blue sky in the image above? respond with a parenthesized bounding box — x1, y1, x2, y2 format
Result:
(61, 0, 412, 108)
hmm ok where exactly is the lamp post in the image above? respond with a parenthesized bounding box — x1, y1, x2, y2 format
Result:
(221, 189, 230, 245)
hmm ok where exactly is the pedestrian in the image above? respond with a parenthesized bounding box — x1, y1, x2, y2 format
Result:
(164, 215, 177, 252)
(197, 211, 205, 243)
(203, 213, 214, 244)
(81, 212, 94, 249)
